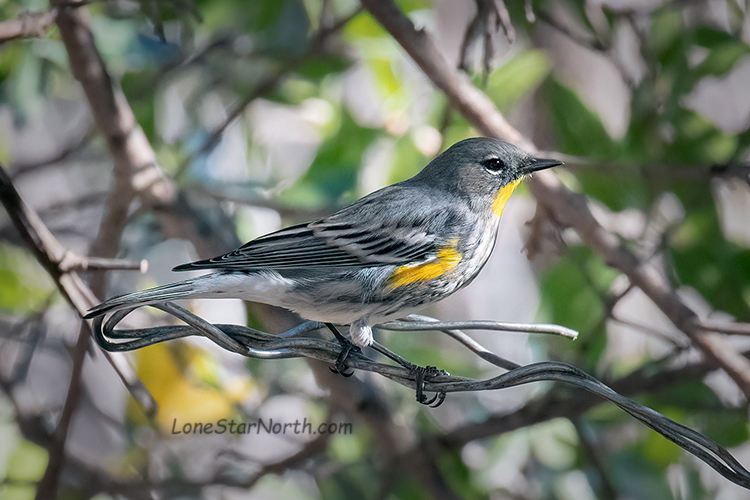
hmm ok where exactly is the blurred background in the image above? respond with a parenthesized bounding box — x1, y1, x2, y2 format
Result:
(1, 0, 750, 498)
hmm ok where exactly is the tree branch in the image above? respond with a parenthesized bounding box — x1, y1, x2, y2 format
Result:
(0, 163, 156, 499)
(0, 10, 56, 44)
(50, 0, 178, 292)
(90, 302, 750, 489)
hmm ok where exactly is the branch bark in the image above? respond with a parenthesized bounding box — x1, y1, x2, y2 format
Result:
(51, 1, 177, 294)
(358, 0, 750, 399)
(0, 10, 56, 44)
(91, 305, 750, 489)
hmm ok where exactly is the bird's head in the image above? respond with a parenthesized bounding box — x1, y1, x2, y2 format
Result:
(414, 137, 563, 217)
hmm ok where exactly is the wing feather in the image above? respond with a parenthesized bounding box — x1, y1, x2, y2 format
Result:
(173, 184, 467, 272)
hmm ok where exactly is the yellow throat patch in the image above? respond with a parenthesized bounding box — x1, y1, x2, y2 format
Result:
(492, 179, 521, 218)
(388, 240, 462, 289)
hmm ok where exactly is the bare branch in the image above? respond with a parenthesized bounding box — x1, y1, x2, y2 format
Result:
(52, 0, 177, 295)
(383, 314, 579, 340)
(91, 303, 750, 489)
(58, 254, 148, 273)
(698, 319, 750, 336)
(360, 0, 532, 149)
(0, 10, 56, 44)
(0, 164, 95, 312)
(0, 166, 151, 402)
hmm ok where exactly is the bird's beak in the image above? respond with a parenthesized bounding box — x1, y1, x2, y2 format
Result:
(522, 157, 564, 175)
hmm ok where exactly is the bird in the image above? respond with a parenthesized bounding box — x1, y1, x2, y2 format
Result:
(85, 137, 561, 352)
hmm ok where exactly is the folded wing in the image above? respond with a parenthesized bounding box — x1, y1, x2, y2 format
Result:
(172, 185, 462, 272)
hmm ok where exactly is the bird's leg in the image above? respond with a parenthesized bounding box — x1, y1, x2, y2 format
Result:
(370, 341, 447, 407)
(369, 341, 419, 370)
(325, 323, 359, 377)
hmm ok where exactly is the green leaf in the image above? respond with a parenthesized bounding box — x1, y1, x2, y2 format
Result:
(669, 109, 738, 165)
(484, 50, 551, 114)
(282, 110, 378, 206)
(329, 432, 368, 463)
(344, 10, 389, 39)
(238, 0, 287, 32)
(387, 134, 427, 185)
(0, 244, 54, 313)
(368, 56, 402, 102)
(694, 27, 740, 49)
(545, 79, 618, 159)
(641, 419, 684, 468)
(694, 43, 750, 78)
(438, 448, 487, 500)
(397, 0, 431, 13)
(671, 207, 750, 318)
(5, 440, 49, 483)
(700, 410, 750, 448)
(540, 247, 615, 341)
(0, 485, 36, 500)
(649, 8, 683, 59)
(390, 477, 432, 500)
(296, 53, 352, 80)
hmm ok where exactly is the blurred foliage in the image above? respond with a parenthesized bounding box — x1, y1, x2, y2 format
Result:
(1, 0, 749, 499)
(127, 342, 253, 432)
(0, 441, 48, 500)
(0, 244, 55, 313)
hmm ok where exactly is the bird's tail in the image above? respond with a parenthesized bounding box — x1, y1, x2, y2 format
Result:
(84, 276, 208, 319)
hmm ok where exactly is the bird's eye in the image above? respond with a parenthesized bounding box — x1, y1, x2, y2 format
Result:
(482, 158, 505, 174)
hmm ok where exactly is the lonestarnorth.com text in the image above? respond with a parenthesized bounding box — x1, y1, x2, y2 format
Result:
(171, 417, 352, 436)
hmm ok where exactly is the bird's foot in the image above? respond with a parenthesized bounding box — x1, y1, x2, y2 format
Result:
(325, 323, 359, 377)
(413, 365, 447, 407)
(368, 341, 447, 406)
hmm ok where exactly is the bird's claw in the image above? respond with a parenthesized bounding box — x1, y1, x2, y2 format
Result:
(414, 365, 447, 407)
(329, 341, 359, 377)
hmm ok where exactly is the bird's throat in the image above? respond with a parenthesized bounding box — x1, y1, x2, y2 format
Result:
(492, 180, 521, 218)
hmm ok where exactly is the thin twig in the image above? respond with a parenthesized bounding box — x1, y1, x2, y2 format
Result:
(382, 315, 579, 340)
(396, 314, 520, 370)
(698, 319, 750, 336)
(59, 253, 148, 273)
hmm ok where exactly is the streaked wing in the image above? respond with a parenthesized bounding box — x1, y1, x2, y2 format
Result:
(309, 220, 437, 264)
(172, 222, 436, 271)
(173, 184, 463, 272)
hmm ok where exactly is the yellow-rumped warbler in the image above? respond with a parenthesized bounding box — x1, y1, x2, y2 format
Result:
(86, 138, 561, 347)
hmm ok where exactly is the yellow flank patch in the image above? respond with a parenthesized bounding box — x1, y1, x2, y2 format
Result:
(388, 242, 462, 289)
(492, 179, 522, 218)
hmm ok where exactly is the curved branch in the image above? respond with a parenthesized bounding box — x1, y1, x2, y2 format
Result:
(91, 303, 750, 489)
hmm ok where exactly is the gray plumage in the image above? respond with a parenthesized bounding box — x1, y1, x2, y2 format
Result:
(85, 138, 562, 346)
